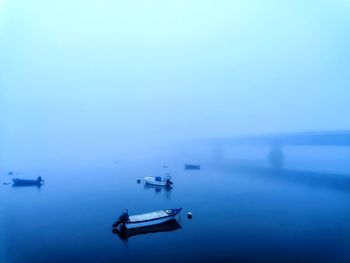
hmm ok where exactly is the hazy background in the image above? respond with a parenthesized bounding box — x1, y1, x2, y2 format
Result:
(1, 2, 350, 262)
(1, 0, 350, 167)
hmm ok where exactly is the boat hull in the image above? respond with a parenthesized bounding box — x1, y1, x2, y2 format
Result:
(145, 180, 168, 186)
(12, 179, 43, 186)
(125, 214, 178, 229)
(144, 177, 169, 186)
(184, 164, 200, 170)
(114, 208, 182, 230)
(12, 177, 44, 187)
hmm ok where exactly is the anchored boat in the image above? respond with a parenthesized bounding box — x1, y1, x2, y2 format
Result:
(144, 176, 173, 186)
(113, 208, 182, 230)
(12, 176, 44, 186)
(184, 164, 200, 170)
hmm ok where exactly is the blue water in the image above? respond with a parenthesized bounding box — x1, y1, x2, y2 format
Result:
(1, 146, 350, 263)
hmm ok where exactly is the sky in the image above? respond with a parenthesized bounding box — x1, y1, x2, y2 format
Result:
(0, 0, 350, 164)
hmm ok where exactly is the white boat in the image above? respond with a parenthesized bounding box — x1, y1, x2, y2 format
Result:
(112, 208, 182, 230)
(144, 176, 173, 186)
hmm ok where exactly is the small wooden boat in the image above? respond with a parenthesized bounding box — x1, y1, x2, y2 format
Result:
(12, 176, 44, 186)
(113, 219, 181, 241)
(184, 164, 200, 170)
(112, 208, 182, 230)
(144, 176, 173, 186)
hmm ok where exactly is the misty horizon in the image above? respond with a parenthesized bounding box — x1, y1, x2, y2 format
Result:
(1, 1, 350, 155)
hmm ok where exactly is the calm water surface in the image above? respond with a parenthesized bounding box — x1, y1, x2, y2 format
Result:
(1, 147, 350, 263)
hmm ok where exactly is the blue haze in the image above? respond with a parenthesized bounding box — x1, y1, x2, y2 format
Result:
(1, 0, 350, 166)
(1, 1, 350, 262)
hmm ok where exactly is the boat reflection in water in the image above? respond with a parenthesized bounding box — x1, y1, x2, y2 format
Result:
(143, 183, 172, 193)
(113, 219, 181, 242)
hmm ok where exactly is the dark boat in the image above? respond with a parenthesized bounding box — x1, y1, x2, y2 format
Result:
(12, 176, 44, 186)
(184, 164, 200, 170)
(113, 219, 181, 241)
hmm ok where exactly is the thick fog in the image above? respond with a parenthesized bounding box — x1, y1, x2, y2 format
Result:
(1, 0, 350, 166)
